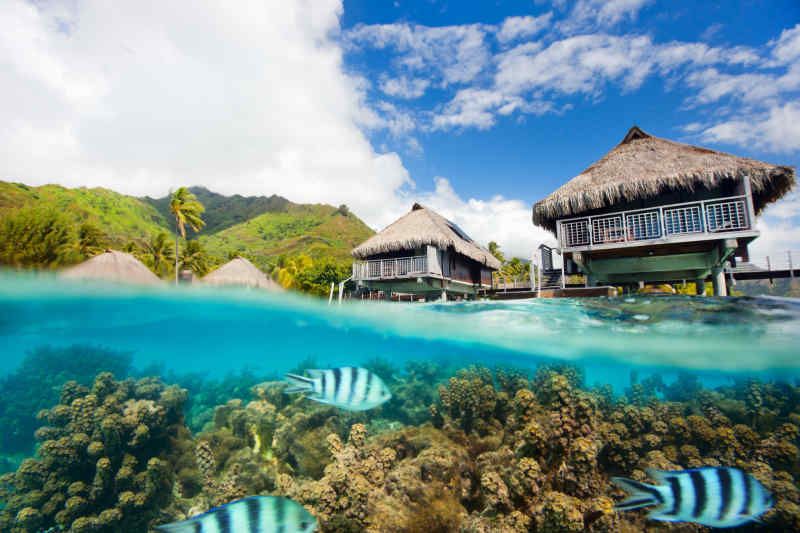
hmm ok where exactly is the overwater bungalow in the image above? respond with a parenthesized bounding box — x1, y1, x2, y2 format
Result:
(532, 126, 796, 296)
(351, 203, 501, 301)
(201, 257, 282, 290)
(60, 250, 163, 285)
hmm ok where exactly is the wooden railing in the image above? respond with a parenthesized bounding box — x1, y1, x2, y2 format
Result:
(559, 195, 752, 249)
(352, 255, 428, 280)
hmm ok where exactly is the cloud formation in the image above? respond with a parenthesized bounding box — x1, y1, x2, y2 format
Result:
(0, 0, 415, 231)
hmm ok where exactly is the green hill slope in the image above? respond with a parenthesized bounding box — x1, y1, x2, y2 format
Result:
(199, 203, 374, 267)
(0, 181, 374, 273)
(0, 181, 171, 245)
(142, 186, 291, 235)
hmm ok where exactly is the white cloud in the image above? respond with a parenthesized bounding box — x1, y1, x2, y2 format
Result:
(559, 0, 652, 33)
(770, 24, 800, 66)
(495, 34, 654, 96)
(496, 13, 553, 44)
(412, 177, 554, 258)
(345, 22, 491, 86)
(699, 101, 800, 154)
(0, 0, 417, 229)
(379, 75, 430, 98)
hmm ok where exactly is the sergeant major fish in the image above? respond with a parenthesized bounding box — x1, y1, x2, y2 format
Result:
(613, 467, 773, 528)
(155, 495, 317, 533)
(284, 366, 391, 411)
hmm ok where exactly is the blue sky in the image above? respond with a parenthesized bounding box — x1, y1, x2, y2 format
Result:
(1, 0, 798, 259)
(341, 0, 799, 202)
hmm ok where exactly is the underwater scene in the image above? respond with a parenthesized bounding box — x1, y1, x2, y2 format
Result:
(1, 273, 800, 532)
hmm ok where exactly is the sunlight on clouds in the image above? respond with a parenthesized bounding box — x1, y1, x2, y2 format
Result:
(700, 102, 800, 154)
(0, 0, 414, 229)
(412, 177, 555, 258)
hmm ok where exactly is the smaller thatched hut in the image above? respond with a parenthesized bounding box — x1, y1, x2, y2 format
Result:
(351, 203, 501, 301)
(201, 257, 282, 291)
(59, 250, 162, 285)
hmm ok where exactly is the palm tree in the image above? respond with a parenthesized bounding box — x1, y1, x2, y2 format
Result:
(179, 240, 210, 277)
(277, 254, 313, 289)
(142, 232, 175, 277)
(169, 187, 205, 284)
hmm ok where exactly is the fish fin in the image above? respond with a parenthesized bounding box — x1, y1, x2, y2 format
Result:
(153, 518, 200, 533)
(647, 510, 683, 522)
(309, 395, 334, 404)
(644, 468, 674, 484)
(284, 373, 314, 394)
(612, 477, 661, 512)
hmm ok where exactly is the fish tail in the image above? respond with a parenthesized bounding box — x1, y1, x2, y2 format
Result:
(612, 477, 662, 511)
(284, 373, 315, 394)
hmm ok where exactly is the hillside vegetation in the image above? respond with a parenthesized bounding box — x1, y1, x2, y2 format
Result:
(0, 181, 374, 294)
(142, 186, 291, 235)
(0, 182, 170, 246)
(199, 204, 373, 267)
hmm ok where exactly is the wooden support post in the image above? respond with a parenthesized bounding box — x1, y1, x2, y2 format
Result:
(696, 279, 707, 296)
(638, 281, 645, 290)
(712, 267, 727, 297)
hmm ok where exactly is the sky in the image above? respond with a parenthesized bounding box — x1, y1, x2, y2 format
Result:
(0, 0, 798, 261)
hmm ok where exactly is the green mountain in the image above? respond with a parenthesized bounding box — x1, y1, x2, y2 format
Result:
(198, 203, 374, 266)
(0, 181, 374, 271)
(142, 186, 291, 235)
(0, 181, 170, 246)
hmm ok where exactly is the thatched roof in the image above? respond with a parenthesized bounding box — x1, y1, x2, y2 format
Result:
(201, 257, 282, 290)
(352, 204, 502, 270)
(60, 250, 162, 285)
(533, 126, 796, 232)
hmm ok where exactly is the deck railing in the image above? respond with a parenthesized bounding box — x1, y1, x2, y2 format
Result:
(559, 195, 752, 249)
(353, 255, 428, 280)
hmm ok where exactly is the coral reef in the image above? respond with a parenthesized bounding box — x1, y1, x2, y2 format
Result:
(0, 345, 132, 455)
(0, 373, 188, 533)
(2, 363, 799, 533)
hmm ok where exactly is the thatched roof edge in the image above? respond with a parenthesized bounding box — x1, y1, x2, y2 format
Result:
(352, 204, 502, 270)
(532, 127, 796, 233)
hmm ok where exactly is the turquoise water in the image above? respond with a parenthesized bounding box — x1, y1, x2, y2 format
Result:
(2, 272, 799, 386)
(2, 271, 800, 532)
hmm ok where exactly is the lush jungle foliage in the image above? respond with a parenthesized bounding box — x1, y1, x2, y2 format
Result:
(0, 207, 85, 268)
(0, 181, 373, 296)
(488, 241, 531, 284)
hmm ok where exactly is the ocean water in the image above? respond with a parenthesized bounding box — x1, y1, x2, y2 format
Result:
(2, 270, 800, 532)
(2, 272, 799, 385)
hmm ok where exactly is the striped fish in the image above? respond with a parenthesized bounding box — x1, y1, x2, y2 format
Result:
(613, 467, 773, 528)
(155, 496, 317, 533)
(284, 367, 392, 411)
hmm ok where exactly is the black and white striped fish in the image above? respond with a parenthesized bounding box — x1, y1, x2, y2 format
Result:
(155, 495, 317, 533)
(284, 367, 392, 411)
(613, 467, 773, 528)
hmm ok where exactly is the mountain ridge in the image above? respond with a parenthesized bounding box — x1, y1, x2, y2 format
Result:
(0, 181, 373, 268)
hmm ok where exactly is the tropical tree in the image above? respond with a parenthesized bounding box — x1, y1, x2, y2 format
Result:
(76, 222, 107, 259)
(0, 207, 76, 269)
(169, 187, 205, 284)
(142, 232, 175, 277)
(276, 254, 313, 289)
(488, 241, 505, 263)
(179, 240, 211, 276)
